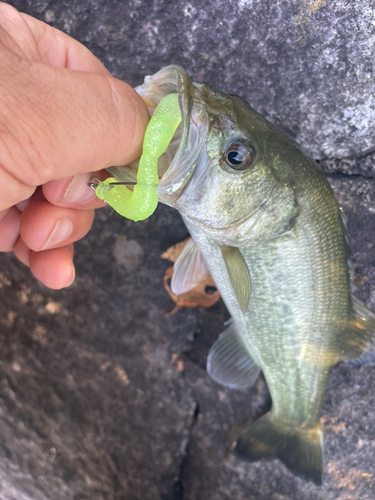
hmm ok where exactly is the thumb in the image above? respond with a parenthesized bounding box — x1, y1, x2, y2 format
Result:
(0, 44, 148, 210)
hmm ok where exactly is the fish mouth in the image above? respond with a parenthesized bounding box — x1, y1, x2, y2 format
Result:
(134, 65, 209, 206)
(107, 66, 208, 205)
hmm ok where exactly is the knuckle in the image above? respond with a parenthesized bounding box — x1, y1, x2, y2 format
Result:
(0, 66, 57, 188)
(0, 128, 50, 188)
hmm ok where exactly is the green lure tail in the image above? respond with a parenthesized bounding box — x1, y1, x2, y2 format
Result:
(95, 93, 182, 222)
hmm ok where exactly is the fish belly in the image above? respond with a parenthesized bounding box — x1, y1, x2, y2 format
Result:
(242, 227, 349, 427)
(184, 211, 350, 428)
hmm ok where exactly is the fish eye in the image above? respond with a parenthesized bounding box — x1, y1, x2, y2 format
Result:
(223, 139, 254, 171)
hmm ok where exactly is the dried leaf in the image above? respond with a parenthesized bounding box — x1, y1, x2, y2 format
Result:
(161, 237, 191, 263)
(163, 266, 220, 317)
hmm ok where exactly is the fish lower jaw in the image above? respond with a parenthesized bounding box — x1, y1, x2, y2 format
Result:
(183, 213, 264, 247)
(183, 215, 241, 242)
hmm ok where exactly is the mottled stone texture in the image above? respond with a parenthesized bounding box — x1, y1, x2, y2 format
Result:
(8, 0, 375, 159)
(1, 0, 375, 499)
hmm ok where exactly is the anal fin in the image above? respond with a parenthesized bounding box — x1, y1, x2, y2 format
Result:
(235, 412, 323, 485)
(207, 320, 260, 389)
(340, 295, 375, 361)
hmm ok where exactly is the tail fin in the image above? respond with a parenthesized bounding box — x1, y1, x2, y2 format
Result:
(234, 412, 323, 485)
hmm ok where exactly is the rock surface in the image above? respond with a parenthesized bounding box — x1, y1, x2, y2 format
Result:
(9, 0, 375, 159)
(1, 0, 375, 499)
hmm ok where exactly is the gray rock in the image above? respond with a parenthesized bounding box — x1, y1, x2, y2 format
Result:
(1, 0, 375, 499)
(0, 205, 197, 500)
(320, 152, 375, 179)
(1, 174, 374, 499)
(113, 236, 144, 271)
(11, 0, 375, 160)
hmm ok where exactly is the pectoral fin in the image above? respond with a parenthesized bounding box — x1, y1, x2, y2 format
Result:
(339, 295, 375, 361)
(221, 246, 251, 313)
(171, 238, 209, 295)
(207, 320, 260, 389)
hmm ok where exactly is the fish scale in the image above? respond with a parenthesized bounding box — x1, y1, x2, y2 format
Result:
(244, 184, 348, 423)
(134, 65, 375, 484)
(180, 128, 369, 484)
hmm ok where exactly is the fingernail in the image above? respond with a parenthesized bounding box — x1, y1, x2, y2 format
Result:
(61, 174, 96, 204)
(42, 218, 73, 250)
(65, 263, 76, 287)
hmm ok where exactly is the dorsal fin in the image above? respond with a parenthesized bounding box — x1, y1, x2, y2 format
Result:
(221, 246, 251, 313)
(339, 207, 350, 251)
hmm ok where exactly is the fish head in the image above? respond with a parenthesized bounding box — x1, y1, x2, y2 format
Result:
(136, 66, 300, 245)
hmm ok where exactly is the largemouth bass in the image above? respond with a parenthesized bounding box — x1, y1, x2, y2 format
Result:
(110, 66, 375, 484)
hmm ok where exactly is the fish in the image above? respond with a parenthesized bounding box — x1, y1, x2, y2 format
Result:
(109, 66, 375, 484)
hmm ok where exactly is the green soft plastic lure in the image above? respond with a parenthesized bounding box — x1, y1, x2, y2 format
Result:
(93, 93, 181, 222)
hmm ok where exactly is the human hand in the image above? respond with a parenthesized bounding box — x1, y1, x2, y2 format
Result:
(0, 2, 148, 289)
